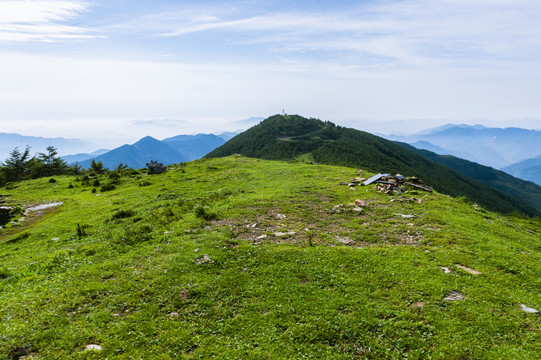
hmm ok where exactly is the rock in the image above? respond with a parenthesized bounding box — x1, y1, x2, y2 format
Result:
(355, 199, 368, 207)
(169, 312, 180, 317)
(411, 302, 425, 308)
(275, 214, 286, 219)
(84, 344, 102, 351)
(352, 207, 363, 212)
(395, 213, 416, 219)
(443, 291, 465, 301)
(337, 237, 355, 246)
(274, 231, 296, 237)
(194, 254, 214, 265)
(441, 267, 452, 274)
(51, 237, 60, 241)
(256, 234, 268, 240)
(455, 264, 481, 275)
(339, 181, 348, 185)
(520, 304, 539, 313)
(417, 198, 423, 204)
(180, 289, 189, 299)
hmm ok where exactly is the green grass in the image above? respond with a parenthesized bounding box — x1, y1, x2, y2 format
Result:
(0, 156, 540, 359)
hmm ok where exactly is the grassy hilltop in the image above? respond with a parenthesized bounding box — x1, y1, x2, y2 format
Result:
(207, 114, 541, 217)
(0, 156, 540, 359)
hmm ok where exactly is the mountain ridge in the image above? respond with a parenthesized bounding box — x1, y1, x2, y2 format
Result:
(381, 124, 541, 169)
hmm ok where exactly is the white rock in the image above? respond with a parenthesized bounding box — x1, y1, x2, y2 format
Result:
(520, 304, 539, 313)
(84, 344, 102, 351)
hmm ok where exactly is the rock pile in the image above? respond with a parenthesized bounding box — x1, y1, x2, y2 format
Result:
(340, 173, 433, 194)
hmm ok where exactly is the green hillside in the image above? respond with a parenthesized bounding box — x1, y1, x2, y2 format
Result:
(1, 156, 540, 359)
(400, 144, 541, 212)
(207, 114, 540, 217)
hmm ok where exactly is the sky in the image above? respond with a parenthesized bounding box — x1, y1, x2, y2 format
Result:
(1, 0, 541, 146)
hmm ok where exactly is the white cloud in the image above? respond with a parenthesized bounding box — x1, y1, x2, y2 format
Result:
(0, 0, 101, 42)
(151, 0, 541, 68)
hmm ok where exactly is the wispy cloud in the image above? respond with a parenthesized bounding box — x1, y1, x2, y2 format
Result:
(147, 0, 541, 68)
(0, 0, 102, 42)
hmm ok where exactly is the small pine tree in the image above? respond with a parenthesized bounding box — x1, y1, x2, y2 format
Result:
(2, 146, 31, 182)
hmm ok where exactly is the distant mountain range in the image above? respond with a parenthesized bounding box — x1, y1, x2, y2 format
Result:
(0, 133, 94, 161)
(381, 124, 541, 169)
(207, 114, 541, 217)
(62, 149, 110, 164)
(502, 156, 541, 186)
(73, 134, 227, 170)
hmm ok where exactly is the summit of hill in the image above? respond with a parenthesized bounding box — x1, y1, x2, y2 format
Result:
(207, 114, 540, 217)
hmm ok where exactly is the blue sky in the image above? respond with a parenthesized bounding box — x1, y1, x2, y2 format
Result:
(1, 0, 541, 143)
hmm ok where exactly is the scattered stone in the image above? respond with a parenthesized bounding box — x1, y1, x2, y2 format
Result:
(275, 214, 286, 219)
(443, 291, 465, 301)
(417, 198, 423, 204)
(194, 248, 199, 253)
(256, 234, 268, 240)
(169, 312, 180, 317)
(84, 344, 102, 351)
(395, 213, 416, 219)
(51, 237, 60, 241)
(441, 267, 452, 274)
(411, 302, 425, 308)
(180, 289, 189, 299)
(352, 207, 363, 213)
(355, 199, 368, 207)
(339, 181, 348, 185)
(274, 231, 296, 237)
(194, 254, 214, 265)
(336, 237, 355, 246)
(520, 304, 539, 314)
(455, 264, 481, 275)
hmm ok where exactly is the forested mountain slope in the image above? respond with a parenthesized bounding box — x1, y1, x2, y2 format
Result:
(400, 144, 541, 212)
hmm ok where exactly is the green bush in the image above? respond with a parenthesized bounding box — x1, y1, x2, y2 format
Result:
(194, 204, 217, 220)
(111, 209, 136, 220)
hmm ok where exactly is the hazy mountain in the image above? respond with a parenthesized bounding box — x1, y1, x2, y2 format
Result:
(61, 149, 109, 164)
(76, 136, 187, 170)
(400, 144, 541, 211)
(0, 133, 93, 162)
(382, 124, 541, 169)
(502, 156, 541, 186)
(73, 133, 227, 170)
(216, 132, 240, 141)
(162, 134, 225, 160)
(206, 114, 539, 217)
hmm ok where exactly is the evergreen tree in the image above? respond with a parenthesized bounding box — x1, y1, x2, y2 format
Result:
(33, 146, 69, 177)
(2, 146, 31, 183)
(90, 159, 106, 175)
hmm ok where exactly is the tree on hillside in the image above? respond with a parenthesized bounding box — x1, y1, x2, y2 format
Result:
(1, 146, 31, 183)
(90, 159, 106, 175)
(32, 146, 70, 177)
